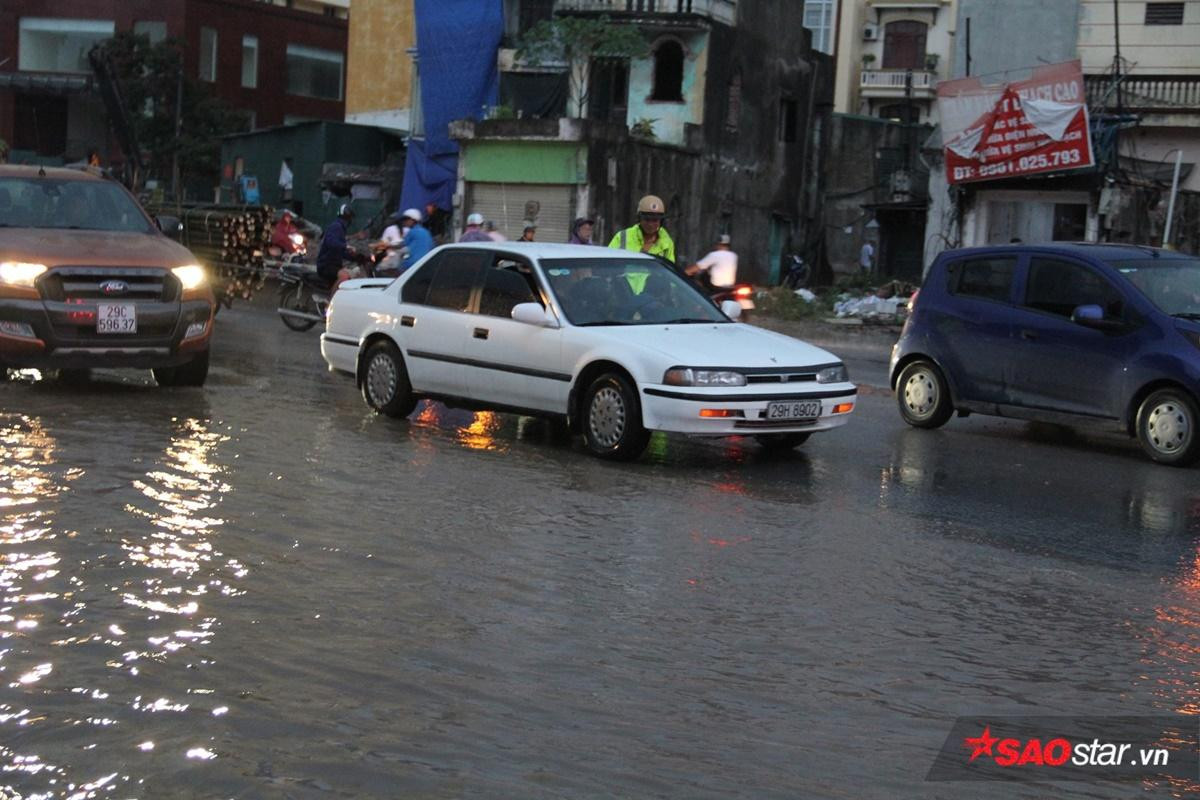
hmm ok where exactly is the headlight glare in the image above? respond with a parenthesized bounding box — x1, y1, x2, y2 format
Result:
(0, 261, 48, 287)
(172, 264, 207, 291)
(816, 365, 849, 384)
(663, 368, 746, 387)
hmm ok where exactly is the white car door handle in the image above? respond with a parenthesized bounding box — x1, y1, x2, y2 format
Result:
(473, 327, 489, 340)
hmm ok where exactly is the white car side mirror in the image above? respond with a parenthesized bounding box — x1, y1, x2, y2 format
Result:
(720, 300, 743, 320)
(512, 302, 558, 328)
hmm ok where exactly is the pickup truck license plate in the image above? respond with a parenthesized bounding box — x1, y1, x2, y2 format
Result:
(97, 303, 137, 334)
(766, 400, 821, 421)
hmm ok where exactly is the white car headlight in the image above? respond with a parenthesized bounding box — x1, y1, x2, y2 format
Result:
(0, 261, 48, 287)
(172, 264, 207, 291)
(816, 365, 849, 384)
(663, 368, 747, 387)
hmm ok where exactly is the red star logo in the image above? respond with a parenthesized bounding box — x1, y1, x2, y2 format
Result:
(964, 726, 999, 762)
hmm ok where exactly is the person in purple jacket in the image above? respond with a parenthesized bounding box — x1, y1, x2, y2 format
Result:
(459, 212, 492, 242)
(568, 216, 596, 245)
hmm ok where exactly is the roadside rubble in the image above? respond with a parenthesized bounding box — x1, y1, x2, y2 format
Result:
(828, 280, 916, 324)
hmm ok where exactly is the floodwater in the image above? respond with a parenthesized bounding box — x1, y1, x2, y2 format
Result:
(3, 306, 1200, 798)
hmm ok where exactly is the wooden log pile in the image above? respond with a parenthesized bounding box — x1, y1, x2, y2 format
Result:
(148, 204, 275, 304)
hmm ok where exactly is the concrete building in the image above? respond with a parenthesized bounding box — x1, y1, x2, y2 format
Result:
(450, 1, 832, 284)
(344, 0, 416, 132)
(0, 0, 348, 163)
(922, 0, 1200, 268)
(827, 0, 958, 126)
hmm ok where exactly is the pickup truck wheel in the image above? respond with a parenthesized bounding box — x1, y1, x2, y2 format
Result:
(155, 349, 209, 387)
(1136, 388, 1200, 467)
(582, 372, 649, 461)
(362, 341, 416, 418)
(896, 360, 954, 429)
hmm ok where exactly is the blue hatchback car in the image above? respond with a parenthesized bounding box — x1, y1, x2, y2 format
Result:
(890, 243, 1200, 466)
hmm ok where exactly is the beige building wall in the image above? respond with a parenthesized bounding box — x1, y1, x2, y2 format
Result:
(345, 0, 416, 129)
(1079, 0, 1200, 75)
(831, 0, 957, 124)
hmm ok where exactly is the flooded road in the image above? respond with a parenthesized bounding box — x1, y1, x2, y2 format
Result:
(3, 305, 1200, 798)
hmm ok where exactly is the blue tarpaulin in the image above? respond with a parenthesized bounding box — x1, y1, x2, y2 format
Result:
(400, 0, 503, 213)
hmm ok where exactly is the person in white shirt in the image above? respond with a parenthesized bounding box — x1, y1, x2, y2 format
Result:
(860, 240, 875, 273)
(688, 234, 738, 288)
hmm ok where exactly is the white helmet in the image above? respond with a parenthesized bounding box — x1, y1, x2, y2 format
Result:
(466, 212, 484, 226)
(401, 208, 423, 223)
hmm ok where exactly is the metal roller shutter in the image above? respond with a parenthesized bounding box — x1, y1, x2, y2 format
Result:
(467, 182, 575, 245)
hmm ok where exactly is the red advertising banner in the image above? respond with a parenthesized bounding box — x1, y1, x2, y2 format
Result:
(937, 60, 1095, 185)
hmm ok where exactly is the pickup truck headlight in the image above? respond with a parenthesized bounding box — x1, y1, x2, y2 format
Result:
(664, 368, 747, 387)
(0, 261, 47, 287)
(171, 265, 207, 291)
(816, 365, 849, 384)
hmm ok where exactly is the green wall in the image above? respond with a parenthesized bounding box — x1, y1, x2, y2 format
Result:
(463, 141, 586, 185)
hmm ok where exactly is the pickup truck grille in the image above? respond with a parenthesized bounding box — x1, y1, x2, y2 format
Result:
(38, 267, 178, 303)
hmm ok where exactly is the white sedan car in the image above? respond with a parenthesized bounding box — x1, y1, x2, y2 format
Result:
(320, 243, 856, 460)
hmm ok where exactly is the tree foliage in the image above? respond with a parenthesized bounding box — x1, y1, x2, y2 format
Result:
(517, 16, 648, 117)
(94, 32, 247, 190)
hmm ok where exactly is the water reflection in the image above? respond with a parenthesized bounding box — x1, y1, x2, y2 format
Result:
(0, 404, 237, 797)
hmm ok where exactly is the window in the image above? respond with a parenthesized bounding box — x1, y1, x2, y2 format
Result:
(882, 20, 927, 70)
(779, 97, 798, 142)
(286, 44, 344, 101)
(425, 251, 489, 311)
(726, 72, 742, 130)
(878, 103, 919, 124)
(949, 257, 1016, 302)
(18, 18, 115, 73)
(401, 255, 439, 305)
(803, 0, 836, 54)
(479, 260, 540, 318)
(199, 27, 217, 82)
(1024, 259, 1125, 319)
(1145, 2, 1185, 24)
(650, 40, 684, 102)
(242, 35, 258, 89)
(133, 21, 167, 45)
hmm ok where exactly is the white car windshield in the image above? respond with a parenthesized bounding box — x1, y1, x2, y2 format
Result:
(541, 257, 728, 326)
(0, 177, 155, 233)
(1115, 258, 1200, 319)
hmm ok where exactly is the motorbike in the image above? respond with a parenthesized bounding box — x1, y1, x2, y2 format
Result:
(710, 282, 756, 320)
(781, 253, 811, 290)
(276, 245, 376, 332)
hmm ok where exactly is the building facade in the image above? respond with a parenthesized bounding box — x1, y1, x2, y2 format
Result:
(450, 0, 833, 284)
(828, 0, 958, 126)
(344, 0, 416, 132)
(0, 0, 348, 164)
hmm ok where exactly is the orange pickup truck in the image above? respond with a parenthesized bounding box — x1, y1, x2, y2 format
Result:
(0, 165, 214, 385)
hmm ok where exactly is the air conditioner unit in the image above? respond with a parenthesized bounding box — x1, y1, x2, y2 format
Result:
(863, 24, 879, 41)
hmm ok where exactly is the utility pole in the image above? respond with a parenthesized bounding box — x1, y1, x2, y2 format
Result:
(1162, 150, 1183, 248)
(171, 61, 183, 205)
(1112, 0, 1123, 115)
(964, 18, 971, 76)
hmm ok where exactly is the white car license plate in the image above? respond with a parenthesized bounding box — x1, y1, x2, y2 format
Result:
(766, 400, 821, 421)
(97, 303, 137, 334)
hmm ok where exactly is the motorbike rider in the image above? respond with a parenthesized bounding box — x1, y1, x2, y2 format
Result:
(687, 234, 738, 291)
(459, 212, 492, 243)
(608, 195, 676, 263)
(569, 216, 596, 245)
(399, 208, 434, 271)
(317, 203, 356, 286)
(271, 210, 302, 255)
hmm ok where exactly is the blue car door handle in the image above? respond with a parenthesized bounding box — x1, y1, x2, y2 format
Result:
(1020, 329, 1039, 341)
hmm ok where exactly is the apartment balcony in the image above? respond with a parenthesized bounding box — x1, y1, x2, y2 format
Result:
(860, 69, 937, 100)
(1085, 75, 1200, 124)
(555, 0, 737, 26)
